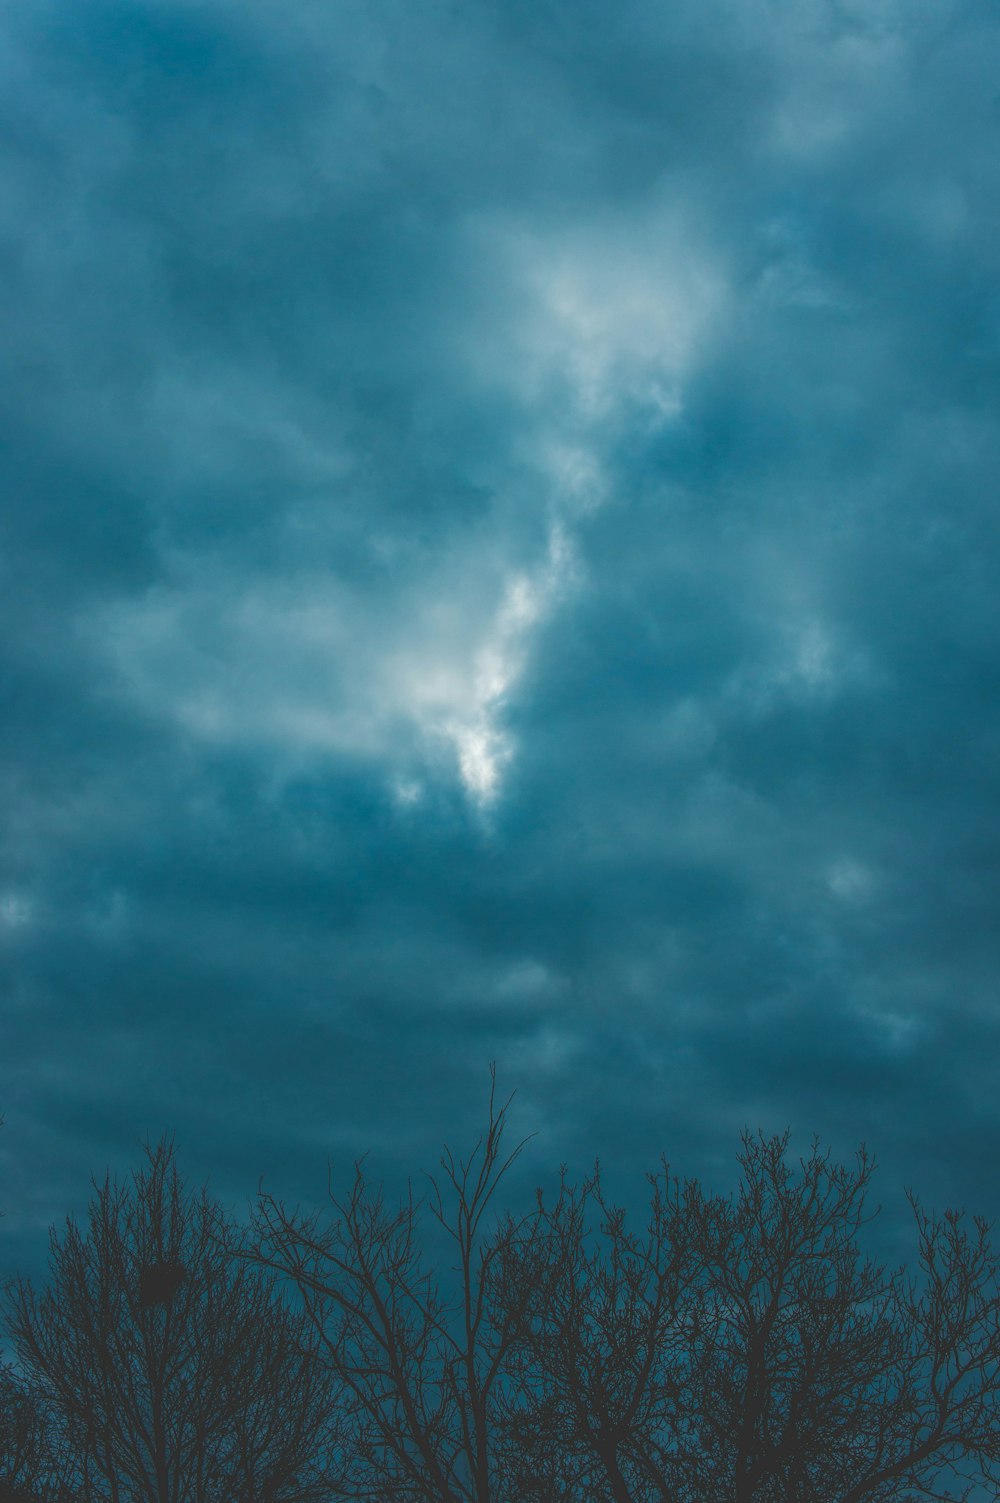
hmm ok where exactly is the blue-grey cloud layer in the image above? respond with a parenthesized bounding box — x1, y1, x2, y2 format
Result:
(2, 0, 1000, 1267)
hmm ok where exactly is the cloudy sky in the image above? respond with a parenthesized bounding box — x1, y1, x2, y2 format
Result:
(2, 0, 1000, 1265)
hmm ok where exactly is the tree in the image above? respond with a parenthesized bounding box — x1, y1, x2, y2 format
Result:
(248, 1071, 539, 1503)
(0, 1361, 80, 1503)
(16, 1102, 1000, 1501)
(5, 1137, 344, 1503)
(504, 1131, 1000, 1503)
(496, 1162, 705, 1503)
(0, 1119, 67, 1502)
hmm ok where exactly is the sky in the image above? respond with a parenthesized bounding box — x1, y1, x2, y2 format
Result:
(2, 0, 1000, 1273)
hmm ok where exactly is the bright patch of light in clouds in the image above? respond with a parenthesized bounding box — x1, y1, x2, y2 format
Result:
(498, 209, 727, 421)
(83, 205, 724, 812)
(423, 525, 576, 806)
(90, 526, 577, 808)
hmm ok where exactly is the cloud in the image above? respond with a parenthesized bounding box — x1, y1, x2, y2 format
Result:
(1, 0, 1000, 1277)
(85, 513, 577, 809)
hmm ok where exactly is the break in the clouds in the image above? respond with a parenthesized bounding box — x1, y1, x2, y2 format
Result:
(2, 0, 1000, 1266)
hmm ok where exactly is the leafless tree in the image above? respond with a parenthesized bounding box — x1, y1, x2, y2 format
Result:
(504, 1131, 1000, 1503)
(5, 1137, 345, 1503)
(249, 1070, 539, 1503)
(496, 1160, 707, 1503)
(0, 1361, 81, 1503)
(15, 1103, 999, 1502)
(0, 1119, 69, 1503)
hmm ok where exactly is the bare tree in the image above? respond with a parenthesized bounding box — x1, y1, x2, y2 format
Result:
(0, 1119, 69, 1503)
(5, 1137, 344, 1503)
(504, 1131, 1000, 1503)
(497, 1161, 707, 1503)
(14, 1105, 999, 1502)
(0, 1361, 81, 1503)
(249, 1070, 538, 1503)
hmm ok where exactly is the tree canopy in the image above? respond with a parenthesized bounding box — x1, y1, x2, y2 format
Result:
(4, 1139, 342, 1503)
(3, 1098, 1000, 1502)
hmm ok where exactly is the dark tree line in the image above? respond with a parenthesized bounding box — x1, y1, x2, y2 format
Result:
(4, 1086, 1000, 1502)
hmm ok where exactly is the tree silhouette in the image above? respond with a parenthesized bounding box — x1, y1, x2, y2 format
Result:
(5, 1103, 1000, 1501)
(5, 1138, 343, 1503)
(248, 1071, 539, 1503)
(503, 1131, 1000, 1502)
(0, 1361, 79, 1503)
(250, 1094, 1000, 1503)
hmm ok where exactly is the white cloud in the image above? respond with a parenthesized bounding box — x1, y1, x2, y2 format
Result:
(409, 524, 577, 807)
(466, 204, 727, 430)
(87, 522, 577, 810)
(79, 194, 725, 814)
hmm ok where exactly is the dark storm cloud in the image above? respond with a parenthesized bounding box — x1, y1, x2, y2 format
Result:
(2, 0, 1000, 1278)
